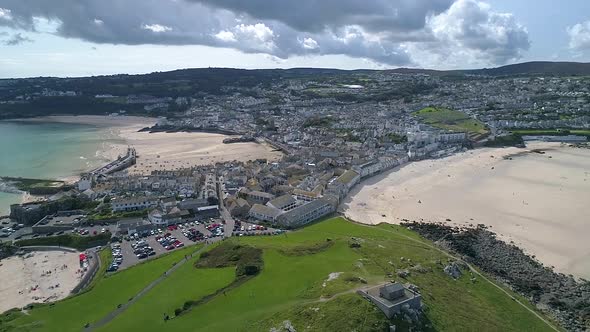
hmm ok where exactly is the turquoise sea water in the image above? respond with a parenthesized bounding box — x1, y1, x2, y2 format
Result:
(0, 121, 123, 214)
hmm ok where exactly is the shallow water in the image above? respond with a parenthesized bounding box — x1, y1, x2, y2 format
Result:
(0, 120, 121, 213)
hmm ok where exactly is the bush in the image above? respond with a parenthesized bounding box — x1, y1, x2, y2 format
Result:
(174, 308, 183, 316)
(238, 264, 260, 276)
(196, 242, 263, 278)
(183, 301, 194, 310)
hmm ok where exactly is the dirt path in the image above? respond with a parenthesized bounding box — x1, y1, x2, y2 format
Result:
(85, 245, 210, 331)
(347, 219, 560, 332)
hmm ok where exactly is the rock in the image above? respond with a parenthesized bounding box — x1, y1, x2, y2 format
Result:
(444, 262, 463, 279)
(397, 269, 410, 278)
(410, 264, 430, 274)
(283, 320, 297, 332)
(270, 320, 297, 332)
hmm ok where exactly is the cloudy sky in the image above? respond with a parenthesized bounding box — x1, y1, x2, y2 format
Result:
(0, 0, 589, 78)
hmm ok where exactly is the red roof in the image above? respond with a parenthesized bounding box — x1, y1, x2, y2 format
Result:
(79, 253, 87, 261)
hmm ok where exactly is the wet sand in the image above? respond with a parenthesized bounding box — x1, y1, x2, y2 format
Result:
(0, 250, 82, 313)
(341, 142, 590, 279)
(109, 128, 282, 175)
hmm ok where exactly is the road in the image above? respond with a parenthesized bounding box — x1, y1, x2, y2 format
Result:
(216, 176, 235, 238)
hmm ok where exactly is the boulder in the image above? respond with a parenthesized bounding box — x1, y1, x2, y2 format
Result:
(444, 262, 463, 279)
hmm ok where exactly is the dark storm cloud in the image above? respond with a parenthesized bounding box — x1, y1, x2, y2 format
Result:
(0, 0, 530, 67)
(191, 0, 453, 34)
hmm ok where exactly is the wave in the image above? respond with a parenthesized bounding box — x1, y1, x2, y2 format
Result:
(0, 180, 25, 195)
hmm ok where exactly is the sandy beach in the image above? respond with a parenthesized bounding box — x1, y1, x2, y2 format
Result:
(0, 250, 82, 313)
(19, 115, 283, 175)
(109, 129, 282, 175)
(341, 142, 590, 279)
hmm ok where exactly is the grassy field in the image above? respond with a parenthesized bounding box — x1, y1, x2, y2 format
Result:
(510, 128, 590, 137)
(0, 246, 201, 332)
(1, 218, 556, 332)
(414, 107, 490, 137)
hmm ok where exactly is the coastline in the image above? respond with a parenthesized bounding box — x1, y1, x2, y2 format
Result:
(341, 142, 590, 279)
(11, 115, 282, 176)
(10, 115, 158, 128)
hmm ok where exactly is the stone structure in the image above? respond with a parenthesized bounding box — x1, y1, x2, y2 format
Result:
(358, 282, 422, 318)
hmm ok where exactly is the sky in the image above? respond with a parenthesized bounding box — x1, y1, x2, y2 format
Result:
(0, 0, 589, 78)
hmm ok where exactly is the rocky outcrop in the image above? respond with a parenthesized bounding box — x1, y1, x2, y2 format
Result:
(443, 261, 463, 279)
(403, 221, 590, 332)
(270, 320, 297, 332)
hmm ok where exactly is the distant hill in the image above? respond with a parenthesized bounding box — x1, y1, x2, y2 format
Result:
(390, 61, 590, 77)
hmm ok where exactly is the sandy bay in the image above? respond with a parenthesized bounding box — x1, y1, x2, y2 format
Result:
(341, 142, 590, 279)
(13, 115, 282, 176)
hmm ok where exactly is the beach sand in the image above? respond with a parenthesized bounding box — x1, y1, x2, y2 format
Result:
(109, 129, 282, 175)
(0, 250, 82, 313)
(19, 115, 283, 175)
(341, 142, 590, 279)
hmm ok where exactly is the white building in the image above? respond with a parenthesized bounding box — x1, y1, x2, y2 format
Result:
(112, 197, 158, 212)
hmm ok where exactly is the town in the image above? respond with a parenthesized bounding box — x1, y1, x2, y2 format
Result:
(1, 68, 589, 332)
(2, 70, 590, 245)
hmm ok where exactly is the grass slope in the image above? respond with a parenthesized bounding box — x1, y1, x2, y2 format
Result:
(101, 219, 555, 331)
(1, 246, 200, 332)
(414, 107, 490, 138)
(1, 218, 556, 332)
(98, 260, 235, 331)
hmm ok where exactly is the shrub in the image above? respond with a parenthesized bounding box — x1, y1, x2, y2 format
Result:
(15, 233, 110, 250)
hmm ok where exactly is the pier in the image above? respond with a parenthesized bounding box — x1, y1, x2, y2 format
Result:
(91, 147, 137, 176)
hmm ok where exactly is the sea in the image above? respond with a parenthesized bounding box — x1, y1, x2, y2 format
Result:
(0, 121, 123, 215)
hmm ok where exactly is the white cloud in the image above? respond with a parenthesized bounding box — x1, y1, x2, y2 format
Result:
(301, 37, 319, 50)
(0, 0, 529, 68)
(141, 23, 172, 33)
(214, 30, 236, 42)
(567, 21, 590, 52)
(235, 23, 274, 43)
(405, 0, 530, 68)
(0, 8, 12, 21)
(234, 23, 276, 51)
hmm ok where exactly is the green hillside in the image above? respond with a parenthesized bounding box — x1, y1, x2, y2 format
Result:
(0, 217, 555, 332)
(414, 107, 490, 140)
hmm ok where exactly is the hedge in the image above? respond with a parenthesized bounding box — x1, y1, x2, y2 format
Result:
(14, 233, 111, 250)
